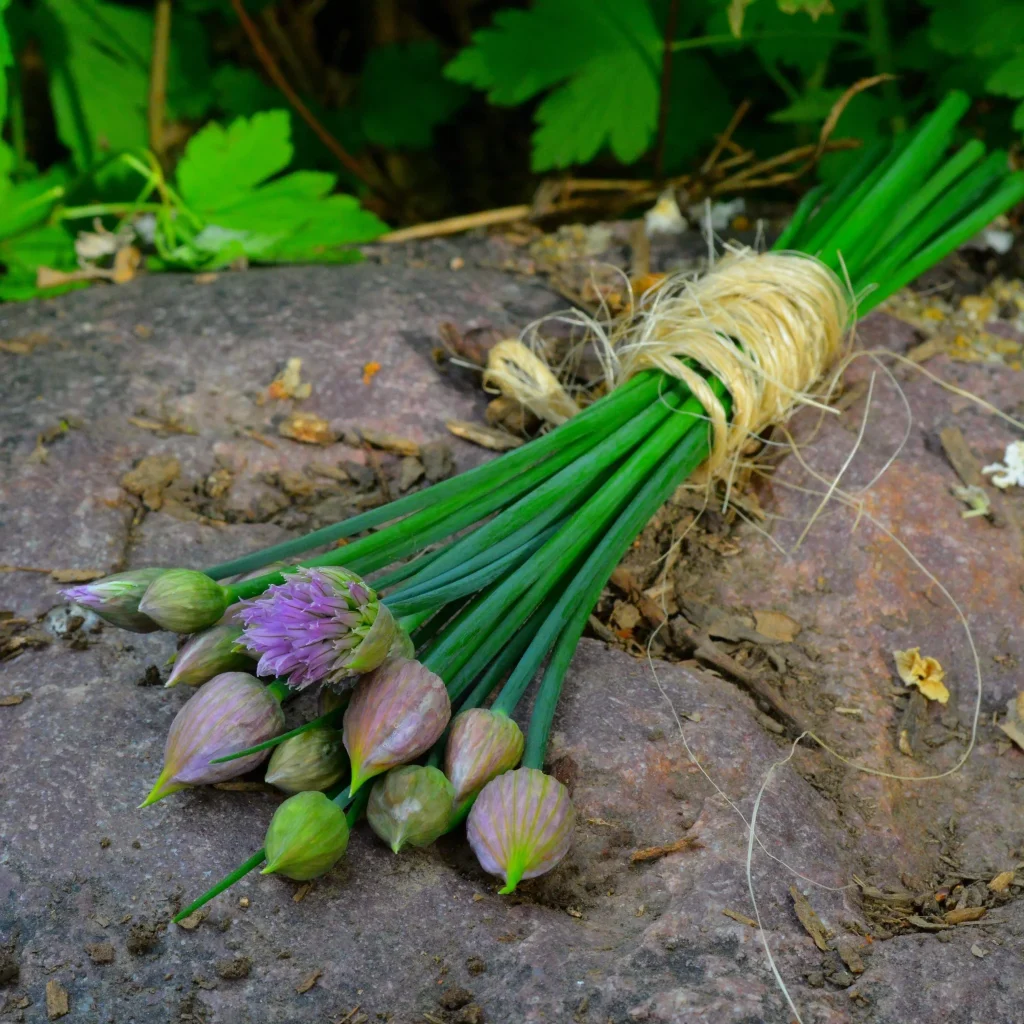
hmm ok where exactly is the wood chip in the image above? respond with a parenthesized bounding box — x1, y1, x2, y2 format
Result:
(988, 870, 1016, 893)
(359, 428, 420, 457)
(49, 568, 106, 583)
(943, 906, 987, 925)
(175, 908, 209, 930)
(445, 420, 523, 451)
(905, 337, 946, 364)
(836, 938, 866, 974)
(905, 914, 949, 932)
(279, 411, 336, 445)
(293, 884, 312, 903)
(630, 835, 700, 863)
(45, 979, 69, 1019)
(0, 694, 27, 706)
(753, 610, 801, 642)
(296, 969, 321, 994)
(722, 908, 758, 928)
(789, 886, 831, 951)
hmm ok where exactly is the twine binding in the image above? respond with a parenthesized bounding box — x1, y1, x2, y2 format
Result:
(484, 247, 851, 474)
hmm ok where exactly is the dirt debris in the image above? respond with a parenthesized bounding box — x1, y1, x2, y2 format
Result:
(84, 942, 115, 964)
(126, 920, 163, 956)
(215, 957, 251, 980)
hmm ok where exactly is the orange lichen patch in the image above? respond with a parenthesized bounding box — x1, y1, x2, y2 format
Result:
(267, 357, 311, 401)
(893, 647, 949, 704)
(278, 411, 335, 445)
(362, 361, 382, 386)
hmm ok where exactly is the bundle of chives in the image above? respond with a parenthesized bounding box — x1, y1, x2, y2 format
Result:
(66, 91, 1024, 916)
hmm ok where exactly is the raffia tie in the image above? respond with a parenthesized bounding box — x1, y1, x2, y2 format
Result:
(483, 248, 850, 473)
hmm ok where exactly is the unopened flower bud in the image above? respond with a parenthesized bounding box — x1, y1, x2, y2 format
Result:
(138, 569, 231, 633)
(343, 657, 450, 793)
(467, 768, 574, 894)
(239, 567, 396, 688)
(368, 766, 454, 853)
(444, 708, 524, 806)
(265, 727, 347, 794)
(262, 791, 349, 880)
(61, 568, 166, 633)
(141, 672, 284, 806)
(165, 606, 254, 687)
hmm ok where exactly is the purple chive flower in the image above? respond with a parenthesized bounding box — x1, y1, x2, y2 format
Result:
(140, 672, 285, 807)
(467, 768, 574, 894)
(62, 568, 167, 633)
(343, 657, 451, 794)
(444, 708, 525, 806)
(238, 567, 396, 689)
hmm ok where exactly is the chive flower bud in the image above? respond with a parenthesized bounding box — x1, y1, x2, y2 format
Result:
(61, 568, 167, 633)
(138, 569, 231, 633)
(343, 657, 450, 794)
(444, 708, 525, 806)
(265, 726, 347, 794)
(367, 766, 455, 853)
(238, 567, 396, 689)
(140, 672, 285, 807)
(165, 605, 254, 687)
(466, 768, 574, 894)
(262, 791, 350, 881)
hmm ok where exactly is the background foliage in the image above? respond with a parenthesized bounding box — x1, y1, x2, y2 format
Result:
(0, 0, 1022, 301)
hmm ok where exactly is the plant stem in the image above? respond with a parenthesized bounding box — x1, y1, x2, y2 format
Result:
(652, 0, 680, 181)
(172, 849, 266, 923)
(148, 0, 172, 168)
(208, 706, 345, 764)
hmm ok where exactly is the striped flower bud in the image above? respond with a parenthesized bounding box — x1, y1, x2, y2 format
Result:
(238, 567, 396, 689)
(343, 658, 450, 794)
(265, 726, 347, 794)
(165, 605, 254, 687)
(61, 568, 166, 633)
(138, 569, 231, 633)
(467, 768, 574, 894)
(368, 766, 455, 853)
(140, 672, 284, 807)
(444, 708, 524, 806)
(262, 791, 350, 881)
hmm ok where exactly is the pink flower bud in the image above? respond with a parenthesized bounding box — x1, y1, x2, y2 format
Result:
(140, 672, 285, 806)
(467, 768, 574, 894)
(342, 658, 450, 794)
(444, 708, 524, 806)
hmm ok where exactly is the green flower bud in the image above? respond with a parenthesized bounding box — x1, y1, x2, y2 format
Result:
(61, 568, 167, 633)
(265, 727, 347, 794)
(367, 766, 455, 853)
(165, 606, 254, 687)
(138, 569, 232, 633)
(262, 791, 350, 881)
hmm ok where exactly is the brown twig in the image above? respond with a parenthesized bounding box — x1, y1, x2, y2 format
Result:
(380, 205, 532, 243)
(651, 0, 680, 182)
(227, 0, 393, 206)
(147, 0, 172, 168)
(814, 73, 895, 163)
(701, 99, 752, 175)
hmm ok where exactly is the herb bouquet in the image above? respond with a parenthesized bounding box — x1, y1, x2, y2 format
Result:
(63, 91, 1024, 920)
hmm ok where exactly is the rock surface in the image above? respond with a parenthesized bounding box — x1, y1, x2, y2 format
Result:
(2, 248, 1023, 1024)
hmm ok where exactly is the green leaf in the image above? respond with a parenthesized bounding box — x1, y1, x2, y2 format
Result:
(0, 165, 68, 238)
(987, 54, 1024, 99)
(770, 87, 843, 123)
(177, 110, 293, 215)
(447, 0, 662, 170)
(658, 54, 732, 171)
(776, 0, 834, 18)
(1015, 100, 1024, 132)
(169, 112, 387, 269)
(0, 223, 80, 301)
(35, 0, 212, 170)
(0, 0, 13, 125)
(359, 42, 467, 149)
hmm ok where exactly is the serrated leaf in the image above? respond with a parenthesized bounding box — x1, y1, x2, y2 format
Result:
(35, 0, 212, 170)
(169, 112, 387, 270)
(177, 110, 293, 214)
(360, 42, 466, 148)
(449, 0, 661, 170)
(987, 54, 1024, 99)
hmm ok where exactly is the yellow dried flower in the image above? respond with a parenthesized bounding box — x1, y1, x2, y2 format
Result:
(893, 647, 949, 704)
